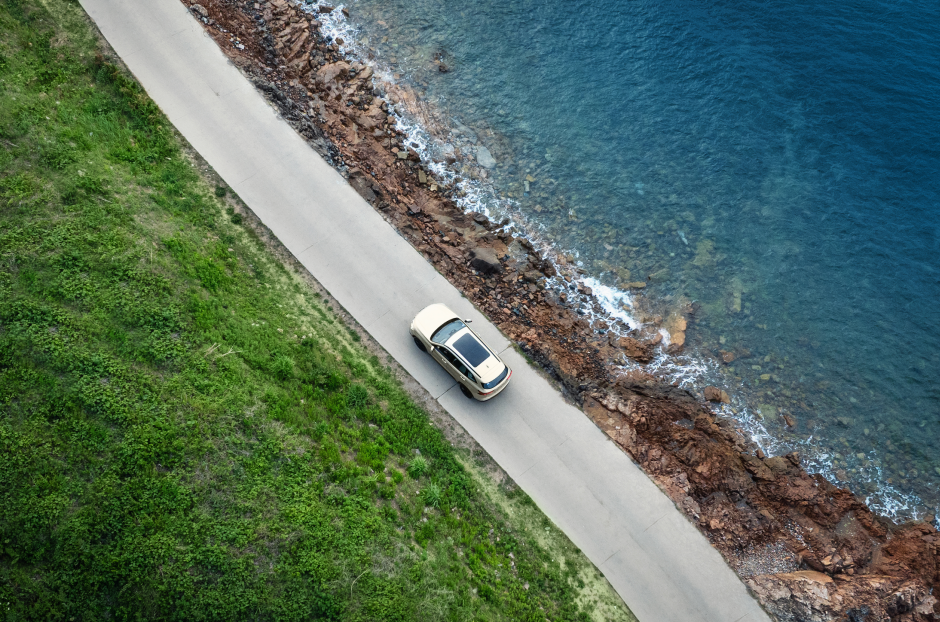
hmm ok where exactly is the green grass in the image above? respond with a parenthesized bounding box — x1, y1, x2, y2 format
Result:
(0, 0, 636, 620)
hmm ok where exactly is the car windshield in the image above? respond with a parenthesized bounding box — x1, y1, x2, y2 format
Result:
(431, 319, 465, 344)
(452, 333, 491, 368)
(483, 365, 509, 390)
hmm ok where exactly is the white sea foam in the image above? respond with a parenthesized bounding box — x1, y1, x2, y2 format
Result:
(579, 277, 640, 331)
(292, 0, 937, 525)
(310, 3, 356, 50)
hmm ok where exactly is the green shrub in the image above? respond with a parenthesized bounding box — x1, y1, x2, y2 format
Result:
(422, 482, 442, 508)
(408, 455, 428, 479)
(271, 354, 295, 380)
(347, 383, 369, 409)
(39, 142, 77, 169)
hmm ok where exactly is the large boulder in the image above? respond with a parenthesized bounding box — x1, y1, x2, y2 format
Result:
(763, 455, 794, 477)
(356, 104, 385, 130)
(664, 311, 687, 353)
(740, 453, 775, 481)
(316, 61, 349, 84)
(469, 246, 502, 275)
(522, 270, 543, 283)
(614, 335, 654, 363)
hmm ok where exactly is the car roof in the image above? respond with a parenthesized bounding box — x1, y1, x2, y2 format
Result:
(444, 328, 504, 382)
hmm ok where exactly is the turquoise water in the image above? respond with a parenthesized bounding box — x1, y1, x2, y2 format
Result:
(310, 0, 940, 518)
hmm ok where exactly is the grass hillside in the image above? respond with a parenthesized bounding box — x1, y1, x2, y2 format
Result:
(0, 0, 635, 620)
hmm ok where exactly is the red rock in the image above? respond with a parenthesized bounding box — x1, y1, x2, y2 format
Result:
(356, 104, 385, 130)
(286, 31, 310, 61)
(316, 61, 349, 83)
(614, 335, 653, 363)
(740, 453, 775, 481)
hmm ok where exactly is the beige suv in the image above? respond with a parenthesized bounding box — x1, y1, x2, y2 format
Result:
(410, 303, 512, 401)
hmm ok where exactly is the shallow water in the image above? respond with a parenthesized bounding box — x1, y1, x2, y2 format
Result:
(314, 0, 940, 518)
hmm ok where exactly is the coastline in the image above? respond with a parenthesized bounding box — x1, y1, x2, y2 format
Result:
(174, 0, 940, 619)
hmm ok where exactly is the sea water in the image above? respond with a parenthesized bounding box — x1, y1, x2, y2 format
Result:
(309, 0, 940, 520)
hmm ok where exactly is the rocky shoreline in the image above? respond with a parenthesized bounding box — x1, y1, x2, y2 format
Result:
(171, 1, 938, 618)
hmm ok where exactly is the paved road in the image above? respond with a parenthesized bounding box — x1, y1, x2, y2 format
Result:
(80, 1, 771, 620)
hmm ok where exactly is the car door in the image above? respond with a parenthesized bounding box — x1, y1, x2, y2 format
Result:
(430, 345, 451, 373)
(434, 346, 473, 387)
(451, 354, 476, 387)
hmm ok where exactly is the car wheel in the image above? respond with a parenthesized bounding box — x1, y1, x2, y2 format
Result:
(413, 336, 427, 352)
(460, 384, 474, 399)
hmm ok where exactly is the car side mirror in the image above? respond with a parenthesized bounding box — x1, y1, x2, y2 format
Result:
(464, 318, 472, 324)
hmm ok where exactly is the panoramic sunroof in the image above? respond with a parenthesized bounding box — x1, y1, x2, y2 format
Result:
(452, 333, 491, 367)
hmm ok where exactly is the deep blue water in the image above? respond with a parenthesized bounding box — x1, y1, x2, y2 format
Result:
(319, 0, 940, 516)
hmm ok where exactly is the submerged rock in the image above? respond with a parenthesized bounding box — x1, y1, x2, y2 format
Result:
(704, 386, 731, 404)
(758, 404, 778, 421)
(476, 145, 497, 169)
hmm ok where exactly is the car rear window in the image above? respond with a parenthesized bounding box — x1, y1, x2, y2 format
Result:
(431, 319, 465, 344)
(453, 333, 491, 367)
(483, 365, 509, 389)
